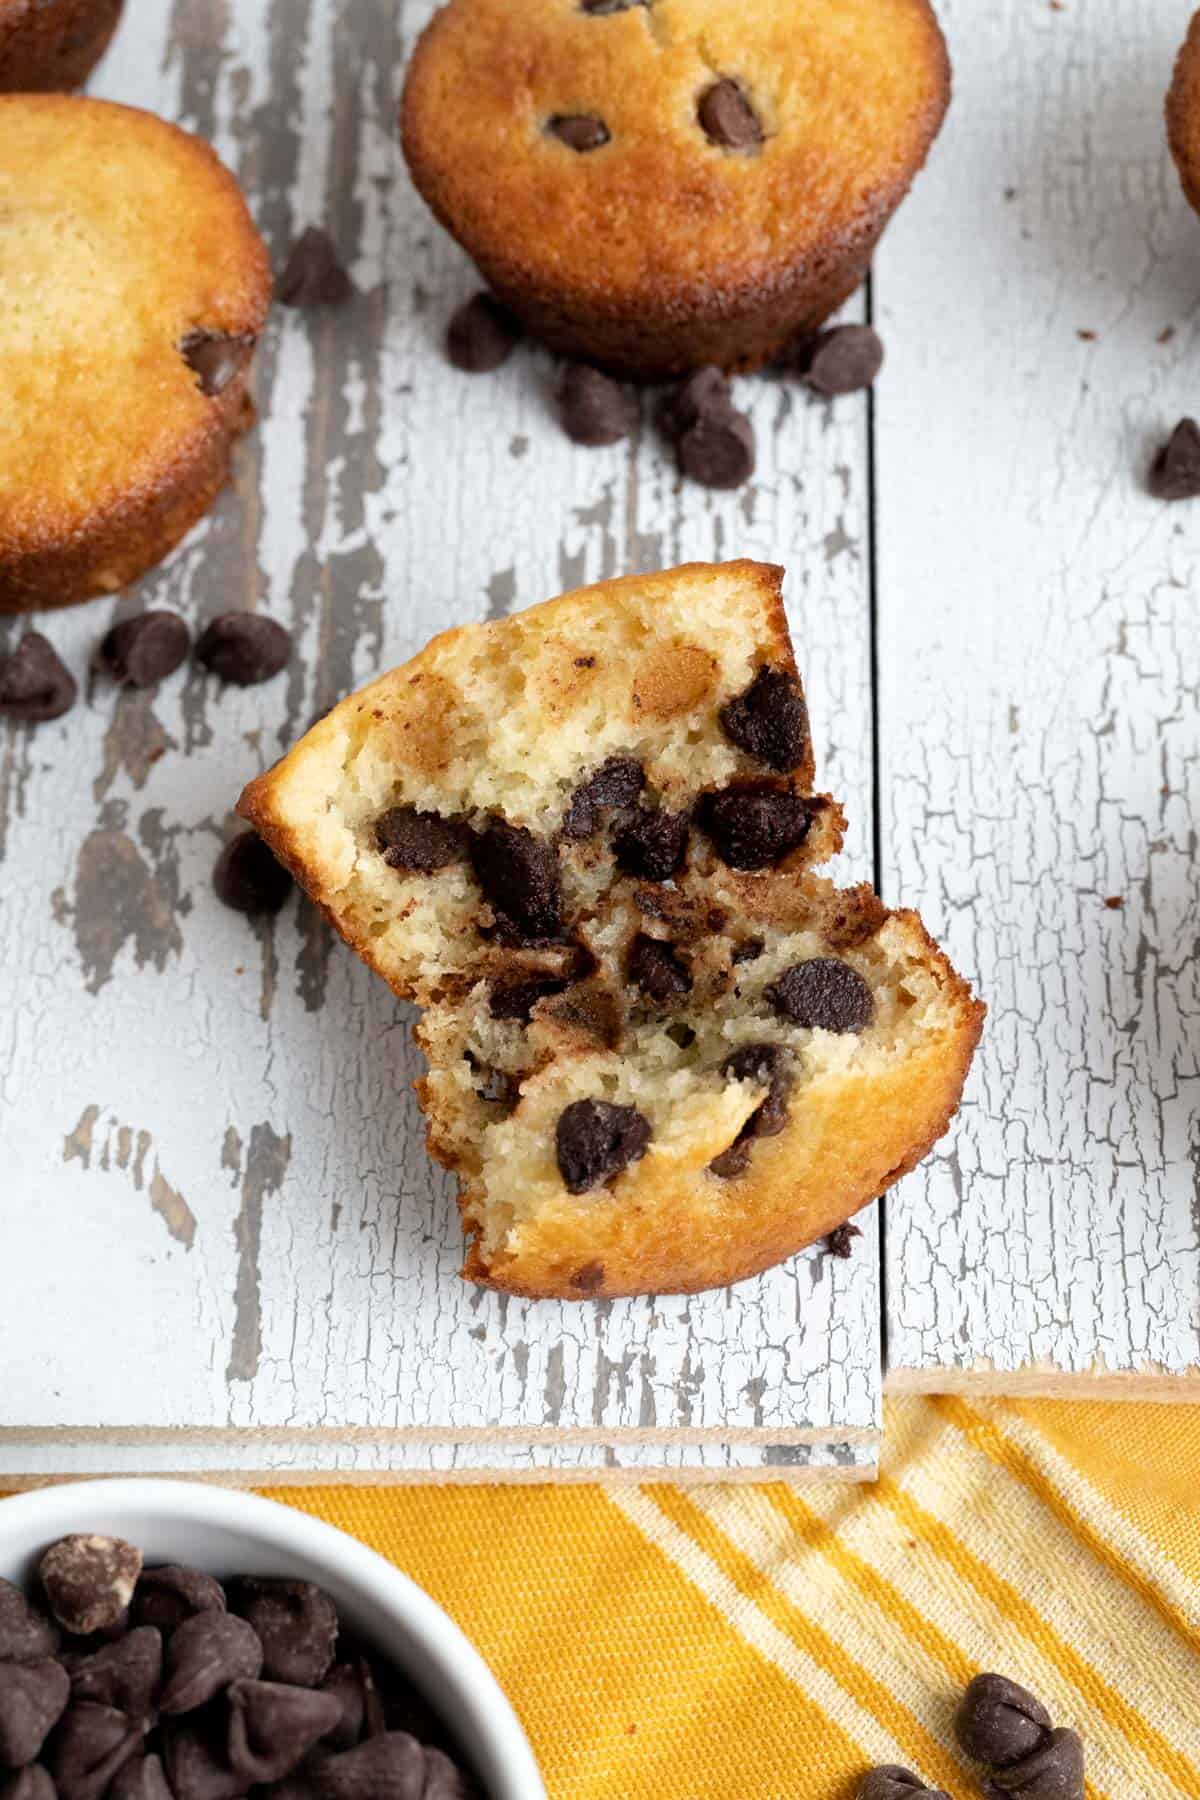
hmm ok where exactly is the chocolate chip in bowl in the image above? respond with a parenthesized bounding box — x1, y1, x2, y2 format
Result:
(0, 1484, 544, 1800)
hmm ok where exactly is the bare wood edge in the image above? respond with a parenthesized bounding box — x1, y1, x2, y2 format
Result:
(0, 1425, 880, 1449)
(885, 1364, 1200, 1402)
(0, 1465, 873, 1492)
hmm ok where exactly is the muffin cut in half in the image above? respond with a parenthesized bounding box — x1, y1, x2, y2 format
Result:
(401, 0, 950, 379)
(0, 0, 123, 92)
(240, 561, 983, 1299)
(0, 96, 271, 614)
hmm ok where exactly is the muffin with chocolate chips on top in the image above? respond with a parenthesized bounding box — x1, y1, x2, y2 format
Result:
(400, 0, 950, 378)
(0, 95, 270, 613)
(240, 560, 982, 1299)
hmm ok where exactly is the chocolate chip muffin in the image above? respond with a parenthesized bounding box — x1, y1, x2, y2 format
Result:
(400, 0, 950, 379)
(0, 96, 270, 614)
(240, 560, 983, 1299)
(0, 0, 123, 91)
(1168, 12, 1200, 216)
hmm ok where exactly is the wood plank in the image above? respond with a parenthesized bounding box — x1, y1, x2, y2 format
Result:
(878, 0, 1200, 1392)
(1, 0, 882, 1475)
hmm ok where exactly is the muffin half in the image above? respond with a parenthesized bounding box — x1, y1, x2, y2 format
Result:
(0, 0, 123, 92)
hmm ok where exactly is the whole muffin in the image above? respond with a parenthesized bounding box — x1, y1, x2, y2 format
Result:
(1168, 11, 1200, 215)
(0, 96, 270, 614)
(0, 0, 124, 92)
(401, 0, 950, 380)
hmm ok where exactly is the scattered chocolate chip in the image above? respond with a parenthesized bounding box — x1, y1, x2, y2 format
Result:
(555, 1098, 651, 1193)
(0, 1585, 58, 1664)
(559, 364, 635, 447)
(68, 1629, 161, 1719)
(678, 404, 755, 489)
(0, 635, 77, 723)
(470, 819, 564, 942)
(47, 1703, 146, 1800)
(856, 1770, 949, 1800)
(159, 1613, 263, 1717)
(40, 1539, 142, 1639)
(0, 1660, 70, 1768)
(226, 1582, 337, 1691)
(546, 114, 610, 152)
(226, 1679, 342, 1785)
(612, 808, 689, 881)
(160, 1720, 245, 1800)
(179, 331, 256, 398)
(658, 367, 731, 442)
(581, 0, 644, 11)
(825, 1222, 862, 1259)
(108, 1753, 173, 1800)
(697, 78, 762, 150)
(723, 1043, 791, 1139)
(562, 757, 645, 838)
(1149, 417, 1200, 499)
(213, 831, 293, 917)
(731, 938, 764, 965)
(445, 294, 521, 374)
(766, 958, 874, 1033)
(708, 1142, 752, 1179)
(97, 613, 190, 688)
(195, 614, 291, 686)
(957, 1674, 1053, 1769)
(131, 1569, 226, 1641)
(800, 324, 885, 397)
(319, 1661, 383, 1753)
(374, 807, 466, 874)
(720, 666, 809, 772)
(982, 1729, 1085, 1800)
(0, 1767, 56, 1800)
(277, 228, 354, 308)
(696, 782, 813, 870)
(627, 934, 692, 1003)
(569, 1262, 606, 1293)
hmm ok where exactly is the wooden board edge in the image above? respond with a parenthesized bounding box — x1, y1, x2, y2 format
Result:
(885, 1365, 1200, 1403)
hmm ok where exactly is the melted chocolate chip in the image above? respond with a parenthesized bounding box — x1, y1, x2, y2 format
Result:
(627, 934, 692, 1003)
(698, 79, 762, 150)
(179, 330, 256, 398)
(957, 1674, 1052, 1769)
(722, 1043, 791, 1139)
(708, 1142, 752, 1180)
(555, 1099, 651, 1193)
(446, 293, 521, 373)
(678, 405, 755, 489)
(98, 613, 190, 688)
(559, 364, 636, 446)
(581, 0, 644, 11)
(542, 987, 623, 1049)
(766, 958, 874, 1033)
(612, 809, 689, 881)
(276, 228, 354, 308)
(464, 1053, 520, 1111)
(213, 832, 293, 917)
(720, 666, 809, 772)
(0, 633, 76, 722)
(659, 367, 731, 443)
(800, 324, 885, 397)
(488, 976, 570, 1022)
(1149, 416, 1200, 499)
(195, 614, 291, 686)
(547, 114, 610, 152)
(569, 1262, 606, 1292)
(470, 818, 564, 941)
(562, 756, 644, 838)
(696, 782, 813, 870)
(374, 807, 466, 873)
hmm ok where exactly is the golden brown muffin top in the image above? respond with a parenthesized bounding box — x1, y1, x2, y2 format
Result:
(403, 0, 949, 315)
(1168, 12, 1200, 213)
(0, 96, 270, 555)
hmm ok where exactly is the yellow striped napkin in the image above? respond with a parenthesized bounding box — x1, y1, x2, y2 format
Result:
(272, 1397, 1200, 1799)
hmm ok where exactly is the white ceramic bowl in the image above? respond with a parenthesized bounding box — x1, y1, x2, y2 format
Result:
(0, 1479, 545, 1800)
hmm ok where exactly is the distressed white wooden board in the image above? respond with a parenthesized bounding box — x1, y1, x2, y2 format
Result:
(0, 0, 882, 1478)
(879, 0, 1200, 1394)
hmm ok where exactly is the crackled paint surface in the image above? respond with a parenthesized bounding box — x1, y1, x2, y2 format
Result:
(1, 0, 882, 1478)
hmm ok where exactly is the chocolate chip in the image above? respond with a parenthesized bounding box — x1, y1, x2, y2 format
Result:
(464, 1054, 521, 1110)
(856, 1771, 949, 1800)
(696, 782, 813, 870)
(720, 667, 809, 772)
(311, 1731, 460, 1800)
(541, 987, 623, 1049)
(179, 331, 256, 398)
(470, 819, 564, 942)
(800, 324, 885, 397)
(708, 1142, 752, 1180)
(559, 365, 635, 447)
(226, 1680, 342, 1785)
(488, 976, 570, 1022)
(581, 0, 644, 11)
(0, 635, 76, 723)
(213, 831, 293, 917)
(160, 1721, 246, 1800)
(562, 757, 644, 838)
(612, 809, 689, 881)
(108, 1754, 173, 1800)
(546, 114, 610, 152)
(318, 1662, 383, 1753)
(194, 615, 291, 686)
(40, 1539, 142, 1639)
(678, 404, 755, 489)
(766, 958, 874, 1033)
(825, 1222, 862, 1259)
(374, 807, 466, 874)
(159, 1614, 263, 1716)
(0, 1661, 70, 1767)
(277, 229, 354, 308)
(0, 1767, 56, 1800)
(627, 934, 691, 1003)
(0, 1585, 58, 1664)
(47, 1703, 146, 1800)
(555, 1099, 651, 1193)
(659, 367, 730, 442)
(226, 1581, 337, 1690)
(1149, 416, 1200, 499)
(68, 1630, 161, 1719)
(982, 1729, 1085, 1800)
(731, 938, 764, 965)
(723, 1043, 791, 1138)
(131, 1569, 226, 1641)
(697, 79, 762, 150)
(957, 1674, 1052, 1768)
(97, 613, 190, 688)
(445, 294, 520, 373)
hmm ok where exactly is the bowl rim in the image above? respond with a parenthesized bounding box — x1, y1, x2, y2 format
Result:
(0, 1478, 545, 1799)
